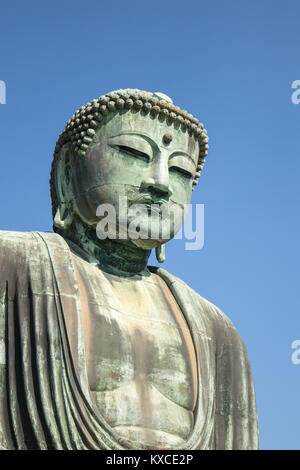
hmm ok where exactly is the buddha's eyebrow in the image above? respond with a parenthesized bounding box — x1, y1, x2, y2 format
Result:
(108, 132, 196, 163)
(108, 131, 159, 151)
(169, 151, 196, 165)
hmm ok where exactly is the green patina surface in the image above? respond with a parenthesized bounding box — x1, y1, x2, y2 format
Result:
(0, 89, 258, 450)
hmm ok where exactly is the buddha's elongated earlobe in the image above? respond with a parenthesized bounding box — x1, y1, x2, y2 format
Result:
(155, 244, 165, 263)
(53, 202, 73, 230)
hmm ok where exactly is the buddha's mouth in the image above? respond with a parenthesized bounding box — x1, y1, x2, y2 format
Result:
(129, 193, 169, 206)
(128, 197, 171, 217)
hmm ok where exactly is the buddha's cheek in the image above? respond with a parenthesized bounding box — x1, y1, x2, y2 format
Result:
(170, 178, 193, 207)
(72, 185, 117, 225)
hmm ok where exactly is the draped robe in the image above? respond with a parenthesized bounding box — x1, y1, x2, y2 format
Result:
(0, 231, 258, 450)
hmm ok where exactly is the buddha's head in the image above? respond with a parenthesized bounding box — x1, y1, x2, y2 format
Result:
(50, 89, 208, 254)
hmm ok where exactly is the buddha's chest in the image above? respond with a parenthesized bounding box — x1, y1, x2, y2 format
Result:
(86, 303, 196, 411)
(74, 261, 198, 414)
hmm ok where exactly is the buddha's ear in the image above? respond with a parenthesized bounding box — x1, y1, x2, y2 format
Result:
(53, 144, 74, 231)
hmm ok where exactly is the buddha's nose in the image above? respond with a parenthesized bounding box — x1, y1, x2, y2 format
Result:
(141, 156, 173, 198)
(141, 177, 173, 198)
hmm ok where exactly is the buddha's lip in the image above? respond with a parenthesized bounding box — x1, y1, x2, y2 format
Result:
(129, 195, 169, 205)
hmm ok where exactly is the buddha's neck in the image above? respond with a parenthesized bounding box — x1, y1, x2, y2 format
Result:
(59, 220, 151, 277)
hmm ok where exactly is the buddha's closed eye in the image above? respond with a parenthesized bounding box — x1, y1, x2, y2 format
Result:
(111, 145, 150, 163)
(169, 166, 193, 179)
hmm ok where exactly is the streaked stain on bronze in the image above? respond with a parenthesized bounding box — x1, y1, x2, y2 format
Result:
(153, 273, 198, 413)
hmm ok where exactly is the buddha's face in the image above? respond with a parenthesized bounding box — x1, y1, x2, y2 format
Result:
(70, 110, 199, 248)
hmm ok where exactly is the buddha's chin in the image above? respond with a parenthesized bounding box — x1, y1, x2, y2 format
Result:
(131, 238, 168, 249)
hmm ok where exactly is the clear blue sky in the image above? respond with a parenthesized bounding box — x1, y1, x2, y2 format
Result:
(1, 0, 299, 450)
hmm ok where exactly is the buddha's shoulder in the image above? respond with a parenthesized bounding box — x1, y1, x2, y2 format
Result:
(153, 266, 239, 334)
(0, 230, 63, 260)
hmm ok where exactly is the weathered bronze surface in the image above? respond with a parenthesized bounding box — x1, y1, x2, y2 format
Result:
(0, 89, 258, 449)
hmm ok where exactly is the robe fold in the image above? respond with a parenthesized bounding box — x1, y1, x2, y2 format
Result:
(0, 231, 258, 450)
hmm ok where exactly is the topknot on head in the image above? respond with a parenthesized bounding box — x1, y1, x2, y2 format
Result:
(152, 92, 173, 104)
